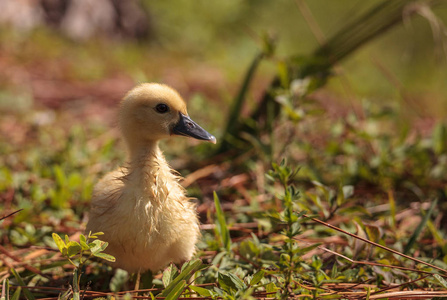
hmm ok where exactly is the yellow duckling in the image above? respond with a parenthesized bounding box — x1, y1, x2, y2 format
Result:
(86, 83, 216, 273)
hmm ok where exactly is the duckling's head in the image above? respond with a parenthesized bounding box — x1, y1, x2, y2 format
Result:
(120, 83, 216, 146)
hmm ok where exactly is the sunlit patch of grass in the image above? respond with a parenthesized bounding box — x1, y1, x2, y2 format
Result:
(2, 84, 447, 297)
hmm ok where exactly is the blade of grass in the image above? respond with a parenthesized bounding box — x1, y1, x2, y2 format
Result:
(403, 198, 438, 254)
(1, 279, 9, 300)
(10, 287, 21, 300)
(388, 190, 397, 229)
(219, 51, 265, 153)
(214, 192, 231, 251)
(10, 268, 35, 300)
(164, 280, 186, 300)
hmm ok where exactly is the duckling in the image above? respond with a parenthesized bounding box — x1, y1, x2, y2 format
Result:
(86, 83, 216, 273)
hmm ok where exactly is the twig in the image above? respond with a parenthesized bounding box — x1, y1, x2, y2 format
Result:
(364, 275, 430, 300)
(0, 209, 23, 222)
(368, 290, 447, 299)
(319, 246, 447, 278)
(305, 214, 447, 275)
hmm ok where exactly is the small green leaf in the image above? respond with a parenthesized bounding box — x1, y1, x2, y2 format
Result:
(88, 231, 104, 239)
(265, 282, 278, 293)
(109, 269, 129, 292)
(250, 270, 265, 286)
(434, 274, 447, 289)
(160, 259, 207, 297)
(89, 240, 108, 254)
(93, 252, 116, 262)
(66, 241, 82, 257)
(365, 225, 382, 243)
(189, 285, 212, 297)
(52, 233, 66, 254)
(64, 235, 70, 244)
(162, 266, 172, 288)
(218, 272, 246, 293)
(80, 234, 86, 244)
(162, 264, 178, 288)
(80, 240, 90, 251)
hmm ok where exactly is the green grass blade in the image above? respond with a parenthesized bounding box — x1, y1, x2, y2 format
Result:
(164, 280, 186, 300)
(219, 52, 265, 153)
(403, 198, 438, 254)
(1, 278, 8, 300)
(10, 287, 21, 300)
(10, 268, 35, 300)
(214, 192, 231, 251)
(389, 191, 396, 229)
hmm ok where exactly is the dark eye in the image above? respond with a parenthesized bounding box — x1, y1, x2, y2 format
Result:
(155, 103, 169, 113)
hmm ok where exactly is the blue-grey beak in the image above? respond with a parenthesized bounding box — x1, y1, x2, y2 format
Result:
(172, 113, 216, 144)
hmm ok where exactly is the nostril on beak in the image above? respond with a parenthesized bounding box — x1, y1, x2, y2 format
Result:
(186, 122, 195, 128)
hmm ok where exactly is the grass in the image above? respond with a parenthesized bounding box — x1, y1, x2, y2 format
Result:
(1, 1, 447, 299)
(1, 77, 447, 298)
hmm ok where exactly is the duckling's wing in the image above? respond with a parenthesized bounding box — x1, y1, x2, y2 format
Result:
(90, 169, 126, 216)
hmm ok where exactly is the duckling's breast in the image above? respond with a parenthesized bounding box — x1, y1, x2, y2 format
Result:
(87, 165, 200, 272)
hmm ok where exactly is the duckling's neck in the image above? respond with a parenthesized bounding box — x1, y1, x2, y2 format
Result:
(128, 140, 165, 174)
(125, 139, 183, 209)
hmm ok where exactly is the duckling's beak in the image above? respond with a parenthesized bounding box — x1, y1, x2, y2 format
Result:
(172, 113, 217, 144)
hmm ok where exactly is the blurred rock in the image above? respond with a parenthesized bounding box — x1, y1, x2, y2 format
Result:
(0, 0, 152, 41)
(0, 0, 44, 32)
(60, 0, 116, 41)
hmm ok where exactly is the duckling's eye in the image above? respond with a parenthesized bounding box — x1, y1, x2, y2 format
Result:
(155, 103, 169, 114)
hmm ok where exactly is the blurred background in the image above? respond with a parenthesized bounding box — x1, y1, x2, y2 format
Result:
(0, 0, 446, 118)
(1, 1, 447, 296)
